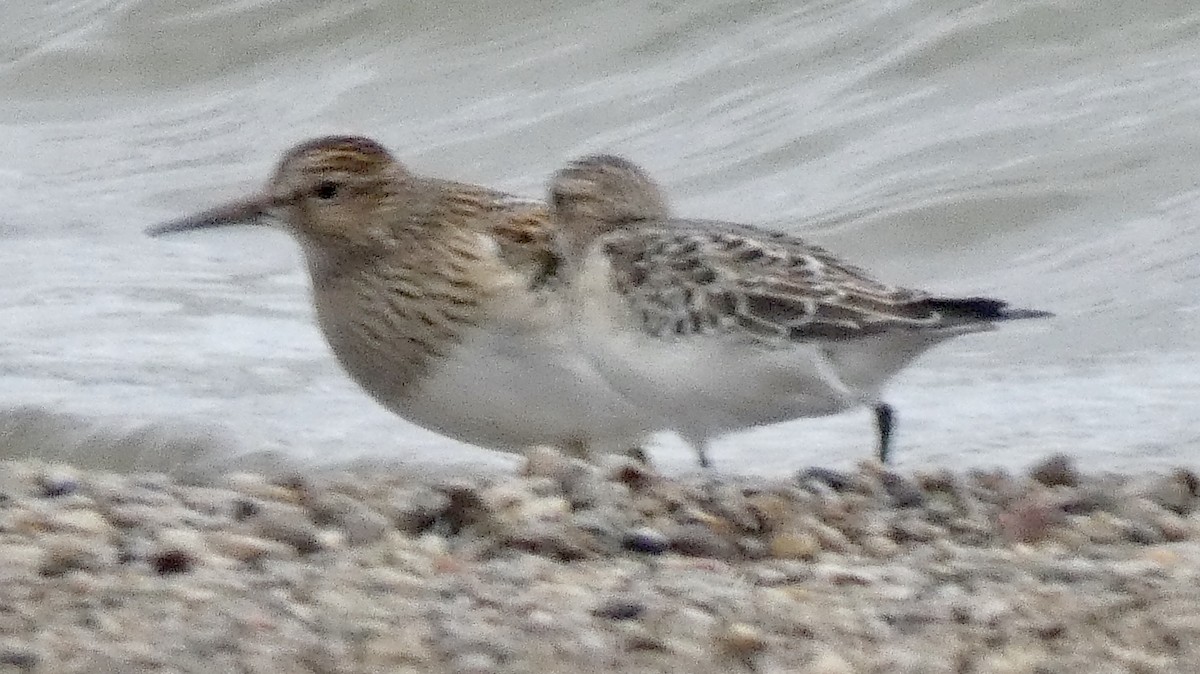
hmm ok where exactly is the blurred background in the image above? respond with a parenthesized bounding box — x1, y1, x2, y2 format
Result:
(1, 0, 1198, 474)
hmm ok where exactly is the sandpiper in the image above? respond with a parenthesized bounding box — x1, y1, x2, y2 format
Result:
(547, 154, 1052, 467)
(148, 136, 658, 460)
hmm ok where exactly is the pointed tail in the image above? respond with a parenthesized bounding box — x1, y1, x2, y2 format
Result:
(921, 297, 1054, 322)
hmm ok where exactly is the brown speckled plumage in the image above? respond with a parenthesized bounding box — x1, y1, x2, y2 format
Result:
(547, 154, 1052, 466)
(149, 137, 654, 458)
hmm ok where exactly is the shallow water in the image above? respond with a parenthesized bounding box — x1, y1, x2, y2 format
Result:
(2, 0, 1199, 474)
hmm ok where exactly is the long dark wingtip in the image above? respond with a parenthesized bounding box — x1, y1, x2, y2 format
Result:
(923, 297, 1053, 322)
(145, 196, 269, 237)
(997, 307, 1054, 321)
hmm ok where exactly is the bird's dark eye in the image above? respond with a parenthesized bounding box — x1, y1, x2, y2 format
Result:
(313, 181, 339, 200)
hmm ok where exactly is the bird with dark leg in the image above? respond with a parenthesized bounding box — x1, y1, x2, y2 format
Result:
(148, 136, 660, 463)
(546, 154, 1051, 468)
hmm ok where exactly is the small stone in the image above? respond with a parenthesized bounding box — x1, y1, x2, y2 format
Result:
(152, 548, 194, 575)
(1143, 471, 1197, 516)
(1075, 513, 1124, 545)
(1173, 468, 1200, 495)
(450, 652, 497, 674)
(250, 505, 322, 554)
(999, 495, 1062, 545)
(622, 527, 669, 555)
(0, 466, 33, 502)
(226, 472, 298, 503)
(719, 622, 768, 658)
(623, 624, 667, 651)
(1121, 522, 1163, 545)
(750, 567, 788, 585)
(51, 509, 112, 536)
(232, 498, 261, 521)
(811, 521, 854, 553)
(768, 530, 820, 560)
(1156, 514, 1190, 542)
(519, 495, 571, 522)
(880, 472, 924, 508)
(1034, 622, 1067, 640)
(609, 460, 653, 492)
(522, 445, 571, 480)
(441, 485, 491, 534)
(1059, 489, 1114, 515)
(39, 537, 104, 576)
(306, 493, 391, 546)
(341, 505, 390, 546)
(862, 535, 899, 558)
(889, 518, 941, 544)
(38, 472, 80, 498)
(592, 598, 645, 621)
(1144, 547, 1181, 567)
(387, 488, 449, 535)
(113, 533, 154, 565)
(737, 536, 769, 559)
(747, 493, 795, 530)
(0, 645, 39, 672)
(1029, 454, 1078, 487)
(915, 469, 963, 495)
(808, 649, 855, 674)
(208, 532, 282, 564)
(669, 523, 736, 559)
(506, 521, 592, 560)
(798, 468, 854, 492)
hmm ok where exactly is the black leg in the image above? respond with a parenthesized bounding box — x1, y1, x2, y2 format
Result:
(697, 447, 712, 469)
(873, 403, 894, 463)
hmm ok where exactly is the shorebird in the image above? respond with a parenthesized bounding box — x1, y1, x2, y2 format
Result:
(547, 154, 1052, 467)
(148, 136, 659, 460)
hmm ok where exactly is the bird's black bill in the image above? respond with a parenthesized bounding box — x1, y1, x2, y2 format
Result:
(146, 196, 270, 237)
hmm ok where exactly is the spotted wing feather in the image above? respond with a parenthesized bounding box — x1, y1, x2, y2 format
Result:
(427, 180, 559, 285)
(598, 219, 956, 344)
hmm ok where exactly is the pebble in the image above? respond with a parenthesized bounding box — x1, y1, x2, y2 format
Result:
(1142, 471, 1197, 516)
(1029, 454, 1080, 488)
(768, 530, 820, 560)
(798, 468, 854, 492)
(668, 523, 736, 559)
(0, 645, 39, 672)
(0, 455, 1195, 672)
(207, 532, 282, 564)
(248, 505, 322, 554)
(39, 536, 105, 576)
(880, 472, 925, 508)
(152, 548, 194, 575)
(591, 597, 645, 621)
(387, 487, 450, 535)
(50, 509, 113, 536)
(442, 485, 492, 534)
(718, 622, 768, 658)
(622, 527, 669, 555)
(522, 445, 572, 481)
(37, 468, 80, 498)
(450, 652, 498, 674)
(308, 493, 390, 546)
(807, 650, 855, 674)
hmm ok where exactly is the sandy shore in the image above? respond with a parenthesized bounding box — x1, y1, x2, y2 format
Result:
(0, 450, 1197, 673)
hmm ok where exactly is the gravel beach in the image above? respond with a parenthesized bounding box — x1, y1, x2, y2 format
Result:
(0, 450, 1197, 673)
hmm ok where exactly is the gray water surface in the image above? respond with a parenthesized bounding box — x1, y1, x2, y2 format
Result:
(2, 0, 1199, 474)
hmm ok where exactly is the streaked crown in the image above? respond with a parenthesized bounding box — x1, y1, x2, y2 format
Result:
(548, 154, 669, 229)
(268, 135, 411, 248)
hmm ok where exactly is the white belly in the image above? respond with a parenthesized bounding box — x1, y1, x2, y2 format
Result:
(576, 319, 855, 443)
(570, 259, 956, 446)
(401, 306, 657, 455)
